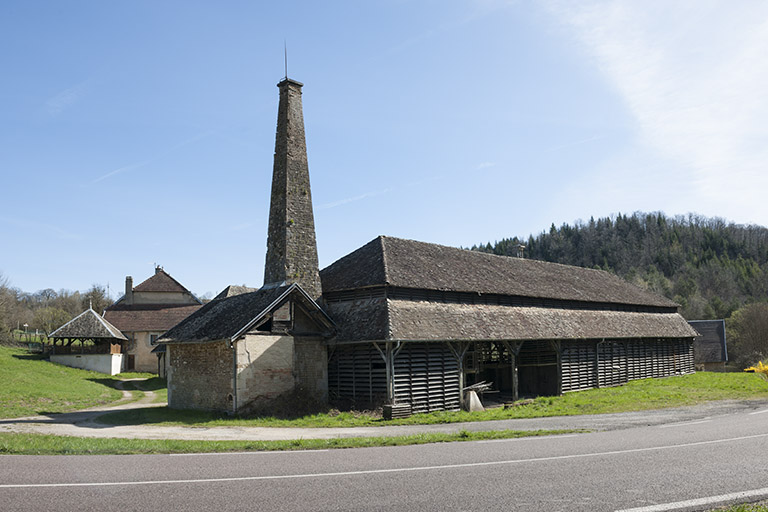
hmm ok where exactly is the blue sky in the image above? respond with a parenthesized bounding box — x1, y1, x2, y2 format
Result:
(2, 1, 768, 299)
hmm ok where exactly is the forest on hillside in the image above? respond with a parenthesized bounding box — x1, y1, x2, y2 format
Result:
(472, 212, 768, 367)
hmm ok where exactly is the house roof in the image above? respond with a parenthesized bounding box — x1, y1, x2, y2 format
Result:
(132, 269, 200, 298)
(49, 308, 128, 341)
(326, 299, 698, 343)
(103, 304, 202, 333)
(158, 283, 334, 344)
(689, 319, 727, 363)
(212, 285, 259, 300)
(320, 236, 679, 308)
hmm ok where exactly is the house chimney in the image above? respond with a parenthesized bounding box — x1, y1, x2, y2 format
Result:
(125, 276, 133, 305)
(155, 265, 163, 275)
(263, 78, 322, 299)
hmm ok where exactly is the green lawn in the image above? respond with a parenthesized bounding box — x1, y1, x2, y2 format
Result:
(0, 428, 575, 455)
(99, 371, 768, 428)
(0, 345, 123, 418)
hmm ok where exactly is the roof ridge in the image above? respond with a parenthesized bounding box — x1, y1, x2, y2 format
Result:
(379, 235, 391, 285)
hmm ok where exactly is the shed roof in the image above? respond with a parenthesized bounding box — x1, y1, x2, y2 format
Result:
(326, 298, 697, 343)
(49, 308, 128, 341)
(320, 236, 678, 309)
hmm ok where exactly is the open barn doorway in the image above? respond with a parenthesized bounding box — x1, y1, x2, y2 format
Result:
(517, 340, 559, 397)
(463, 341, 516, 405)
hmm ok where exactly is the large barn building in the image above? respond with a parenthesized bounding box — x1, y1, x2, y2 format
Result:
(159, 77, 697, 416)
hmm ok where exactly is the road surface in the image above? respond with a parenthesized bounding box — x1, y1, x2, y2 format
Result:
(2, 403, 768, 511)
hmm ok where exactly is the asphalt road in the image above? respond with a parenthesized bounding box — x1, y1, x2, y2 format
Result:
(2, 405, 768, 512)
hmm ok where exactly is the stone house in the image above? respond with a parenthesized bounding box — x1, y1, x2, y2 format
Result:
(160, 77, 697, 415)
(104, 268, 202, 373)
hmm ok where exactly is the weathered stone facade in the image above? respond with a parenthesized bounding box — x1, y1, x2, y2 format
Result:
(167, 341, 233, 412)
(264, 78, 322, 299)
(235, 334, 295, 411)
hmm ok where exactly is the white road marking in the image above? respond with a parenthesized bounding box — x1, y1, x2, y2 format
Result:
(2, 431, 768, 489)
(170, 449, 329, 456)
(615, 487, 768, 511)
(658, 420, 712, 428)
(478, 434, 580, 443)
(749, 408, 768, 415)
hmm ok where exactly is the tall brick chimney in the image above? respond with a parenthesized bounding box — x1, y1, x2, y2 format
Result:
(263, 78, 322, 299)
(124, 276, 133, 305)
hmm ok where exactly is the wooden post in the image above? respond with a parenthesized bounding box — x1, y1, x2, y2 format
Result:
(549, 340, 563, 395)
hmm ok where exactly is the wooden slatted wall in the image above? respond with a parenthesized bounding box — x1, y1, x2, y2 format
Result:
(561, 342, 597, 392)
(562, 339, 695, 392)
(328, 344, 387, 404)
(393, 343, 460, 413)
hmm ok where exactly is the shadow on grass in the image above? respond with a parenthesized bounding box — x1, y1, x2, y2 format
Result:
(11, 353, 47, 361)
(87, 378, 124, 390)
(97, 407, 229, 426)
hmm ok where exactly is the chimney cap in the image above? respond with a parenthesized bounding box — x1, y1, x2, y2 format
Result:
(277, 78, 303, 88)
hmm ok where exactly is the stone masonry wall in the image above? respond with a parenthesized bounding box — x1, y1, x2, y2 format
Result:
(168, 341, 233, 412)
(235, 334, 295, 410)
(293, 336, 328, 402)
(264, 79, 322, 299)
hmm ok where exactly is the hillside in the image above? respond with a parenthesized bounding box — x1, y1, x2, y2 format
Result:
(473, 212, 768, 320)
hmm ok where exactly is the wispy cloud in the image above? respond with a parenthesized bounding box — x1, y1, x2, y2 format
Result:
(475, 162, 496, 171)
(46, 80, 92, 116)
(319, 188, 392, 210)
(548, 1, 768, 221)
(0, 216, 80, 240)
(90, 130, 214, 184)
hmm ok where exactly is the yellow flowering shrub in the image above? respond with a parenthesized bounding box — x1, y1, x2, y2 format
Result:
(745, 361, 768, 378)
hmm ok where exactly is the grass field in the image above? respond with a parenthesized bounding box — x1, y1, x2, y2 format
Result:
(99, 371, 768, 428)
(0, 345, 124, 418)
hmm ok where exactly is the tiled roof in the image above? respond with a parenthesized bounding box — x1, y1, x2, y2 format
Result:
(321, 236, 678, 308)
(50, 308, 127, 340)
(103, 304, 202, 333)
(133, 269, 199, 297)
(159, 286, 291, 343)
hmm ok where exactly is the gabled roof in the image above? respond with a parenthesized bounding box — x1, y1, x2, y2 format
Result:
(133, 269, 201, 299)
(320, 236, 678, 308)
(103, 304, 203, 333)
(159, 283, 334, 344)
(49, 308, 128, 341)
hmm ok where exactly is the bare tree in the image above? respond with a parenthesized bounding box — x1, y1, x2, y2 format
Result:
(727, 302, 768, 368)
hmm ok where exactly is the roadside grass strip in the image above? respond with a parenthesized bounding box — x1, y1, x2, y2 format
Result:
(0, 429, 578, 455)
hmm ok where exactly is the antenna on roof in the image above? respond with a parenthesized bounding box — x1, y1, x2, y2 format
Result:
(284, 40, 288, 79)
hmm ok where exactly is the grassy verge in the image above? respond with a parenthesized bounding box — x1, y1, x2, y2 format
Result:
(99, 372, 768, 428)
(0, 428, 576, 455)
(0, 346, 123, 418)
(715, 504, 768, 511)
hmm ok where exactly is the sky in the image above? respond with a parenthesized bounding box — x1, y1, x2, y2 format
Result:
(2, 0, 768, 300)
